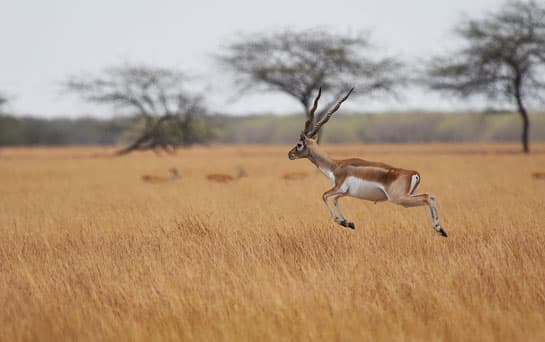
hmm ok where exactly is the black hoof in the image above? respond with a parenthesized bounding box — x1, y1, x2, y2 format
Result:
(339, 220, 355, 229)
(438, 227, 448, 238)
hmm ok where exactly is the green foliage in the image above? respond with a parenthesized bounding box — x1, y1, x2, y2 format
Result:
(0, 116, 130, 146)
(215, 111, 545, 144)
(0, 115, 26, 145)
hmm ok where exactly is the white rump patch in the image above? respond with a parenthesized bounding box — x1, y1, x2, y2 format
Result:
(341, 177, 388, 202)
(409, 174, 420, 194)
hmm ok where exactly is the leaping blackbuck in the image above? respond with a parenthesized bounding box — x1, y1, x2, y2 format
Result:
(288, 88, 448, 237)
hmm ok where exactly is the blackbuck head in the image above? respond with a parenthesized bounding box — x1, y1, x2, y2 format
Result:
(288, 87, 354, 160)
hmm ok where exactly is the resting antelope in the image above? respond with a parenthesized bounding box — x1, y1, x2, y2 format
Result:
(141, 168, 181, 183)
(206, 166, 248, 183)
(288, 88, 448, 237)
(281, 171, 309, 181)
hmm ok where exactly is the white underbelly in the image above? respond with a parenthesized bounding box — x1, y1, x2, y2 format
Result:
(341, 177, 388, 201)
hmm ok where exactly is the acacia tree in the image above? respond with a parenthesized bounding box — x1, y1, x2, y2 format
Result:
(217, 28, 404, 140)
(66, 64, 211, 155)
(425, 0, 545, 153)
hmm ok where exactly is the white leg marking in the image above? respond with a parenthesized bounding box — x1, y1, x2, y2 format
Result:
(427, 196, 441, 231)
(323, 196, 337, 219)
(409, 174, 420, 194)
(332, 195, 346, 221)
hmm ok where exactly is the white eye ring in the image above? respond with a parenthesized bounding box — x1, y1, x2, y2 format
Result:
(296, 143, 303, 151)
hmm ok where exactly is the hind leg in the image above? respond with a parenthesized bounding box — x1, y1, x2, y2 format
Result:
(427, 196, 447, 237)
(392, 193, 447, 237)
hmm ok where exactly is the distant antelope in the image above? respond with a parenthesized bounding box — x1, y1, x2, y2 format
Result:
(288, 88, 447, 237)
(206, 166, 247, 183)
(141, 168, 181, 183)
(532, 172, 545, 180)
(281, 171, 309, 181)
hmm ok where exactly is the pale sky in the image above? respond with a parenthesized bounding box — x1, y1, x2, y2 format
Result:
(0, 0, 506, 117)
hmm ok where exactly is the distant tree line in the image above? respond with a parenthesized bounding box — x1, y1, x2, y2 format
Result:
(0, 116, 130, 146)
(1, 111, 544, 145)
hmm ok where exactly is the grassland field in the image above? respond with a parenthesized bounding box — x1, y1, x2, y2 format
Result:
(1, 143, 545, 341)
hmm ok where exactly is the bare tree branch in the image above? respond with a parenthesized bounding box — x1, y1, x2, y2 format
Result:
(216, 28, 405, 141)
(64, 64, 212, 154)
(424, 0, 545, 153)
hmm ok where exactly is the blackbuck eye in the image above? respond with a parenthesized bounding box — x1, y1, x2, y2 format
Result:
(296, 143, 303, 150)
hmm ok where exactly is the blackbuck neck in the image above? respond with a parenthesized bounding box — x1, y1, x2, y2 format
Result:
(307, 145, 336, 183)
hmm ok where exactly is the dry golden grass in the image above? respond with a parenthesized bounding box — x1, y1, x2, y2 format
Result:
(1, 143, 545, 341)
(281, 171, 309, 181)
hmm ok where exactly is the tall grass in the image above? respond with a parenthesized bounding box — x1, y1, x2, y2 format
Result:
(1, 144, 545, 341)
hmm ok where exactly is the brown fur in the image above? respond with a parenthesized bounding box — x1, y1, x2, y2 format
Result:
(291, 138, 418, 196)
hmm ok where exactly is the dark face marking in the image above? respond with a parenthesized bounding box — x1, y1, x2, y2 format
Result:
(288, 137, 309, 160)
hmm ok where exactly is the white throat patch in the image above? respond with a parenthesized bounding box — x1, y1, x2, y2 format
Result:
(319, 166, 335, 185)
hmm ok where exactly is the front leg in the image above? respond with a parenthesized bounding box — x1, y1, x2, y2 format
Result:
(322, 189, 355, 230)
(333, 194, 355, 229)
